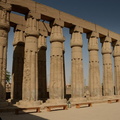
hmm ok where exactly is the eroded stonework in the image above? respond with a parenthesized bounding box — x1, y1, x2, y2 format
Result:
(0, 3, 11, 105)
(0, 0, 120, 107)
(88, 32, 102, 98)
(70, 26, 84, 102)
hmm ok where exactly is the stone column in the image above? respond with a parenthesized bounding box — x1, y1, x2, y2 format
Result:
(101, 37, 114, 97)
(70, 26, 85, 102)
(11, 30, 25, 102)
(113, 40, 120, 95)
(87, 32, 102, 99)
(20, 12, 41, 106)
(47, 19, 66, 104)
(62, 44, 66, 98)
(38, 35, 47, 101)
(0, 2, 11, 106)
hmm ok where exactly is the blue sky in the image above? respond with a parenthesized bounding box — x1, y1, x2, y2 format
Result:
(7, 0, 120, 85)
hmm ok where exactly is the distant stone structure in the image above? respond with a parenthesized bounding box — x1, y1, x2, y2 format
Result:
(6, 82, 11, 93)
(6, 82, 11, 99)
(0, 0, 120, 107)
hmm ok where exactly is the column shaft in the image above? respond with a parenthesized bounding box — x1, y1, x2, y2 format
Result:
(23, 36, 38, 100)
(22, 16, 40, 104)
(50, 42, 64, 99)
(70, 28, 84, 99)
(0, 4, 11, 103)
(102, 37, 114, 96)
(62, 44, 66, 97)
(48, 22, 66, 103)
(11, 30, 24, 102)
(38, 35, 47, 100)
(113, 41, 120, 95)
(88, 32, 102, 97)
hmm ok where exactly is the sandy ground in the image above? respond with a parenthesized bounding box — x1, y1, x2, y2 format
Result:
(0, 103, 120, 120)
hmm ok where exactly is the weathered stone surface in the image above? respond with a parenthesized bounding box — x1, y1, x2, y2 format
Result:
(0, 4, 10, 106)
(101, 37, 114, 96)
(88, 32, 102, 98)
(11, 30, 25, 102)
(113, 40, 120, 95)
(70, 26, 85, 102)
(96, 25, 108, 37)
(48, 20, 66, 103)
(21, 15, 41, 106)
(7, 0, 120, 41)
(38, 35, 47, 100)
(0, 0, 120, 106)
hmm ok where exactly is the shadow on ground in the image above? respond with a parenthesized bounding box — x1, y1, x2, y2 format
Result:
(0, 112, 49, 120)
(0, 84, 48, 120)
(0, 111, 49, 120)
(0, 105, 49, 120)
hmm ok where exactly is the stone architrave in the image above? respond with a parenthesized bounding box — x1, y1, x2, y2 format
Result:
(38, 35, 47, 101)
(11, 30, 25, 102)
(101, 37, 114, 97)
(70, 26, 85, 102)
(87, 32, 102, 98)
(0, 2, 11, 106)
(20, 12, 41, 106)
(47, 19, 66, 104)
(113, 40, 120, 95)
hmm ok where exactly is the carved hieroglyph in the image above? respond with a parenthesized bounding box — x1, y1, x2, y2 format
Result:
(70, 26, 84, 99)
(38, 35, 47, 100)
(11, 30, 25, 101)
(101, 37, 114, 96)
(113, 40, 120, 95)
(49, 20, 66, 103)
(0, 3, 11, 102)
(22, 14, 39, 101)
(88, 32, 102, 97)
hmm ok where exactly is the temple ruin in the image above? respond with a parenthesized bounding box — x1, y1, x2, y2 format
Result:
(0, 0, 120, 107)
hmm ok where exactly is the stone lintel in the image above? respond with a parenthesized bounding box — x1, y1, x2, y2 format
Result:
(87, 31, 99, 39)
(15, 24, 25, 31)
(52, 19, 64, 27)
(96, 25, 108, 36)
(109, 30, 120, 41)
(7, 0, 120, 42)
(7, 0, 36, 12)
(0, 2, 11, 11)
(43, 22, 51, 33)
(100, 36, 112, 43)
(39, 22, 50, 36)
(36, 2, 60, 20)
(10, 13, 26, 27)
(39, 30, 48, 37)
(70, 26, 83, 34)
(10, 13, 51, 36)
(28, 11, 41, 20)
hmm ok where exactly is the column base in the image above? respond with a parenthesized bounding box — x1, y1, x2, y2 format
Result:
(114, 95, 120, 99)
(17, 100, 42, 107)
(46, 98, 67, 105)
(70, 97, 87, 104)
(89, 96, 103, 100)
(103, 95, 116, 100)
